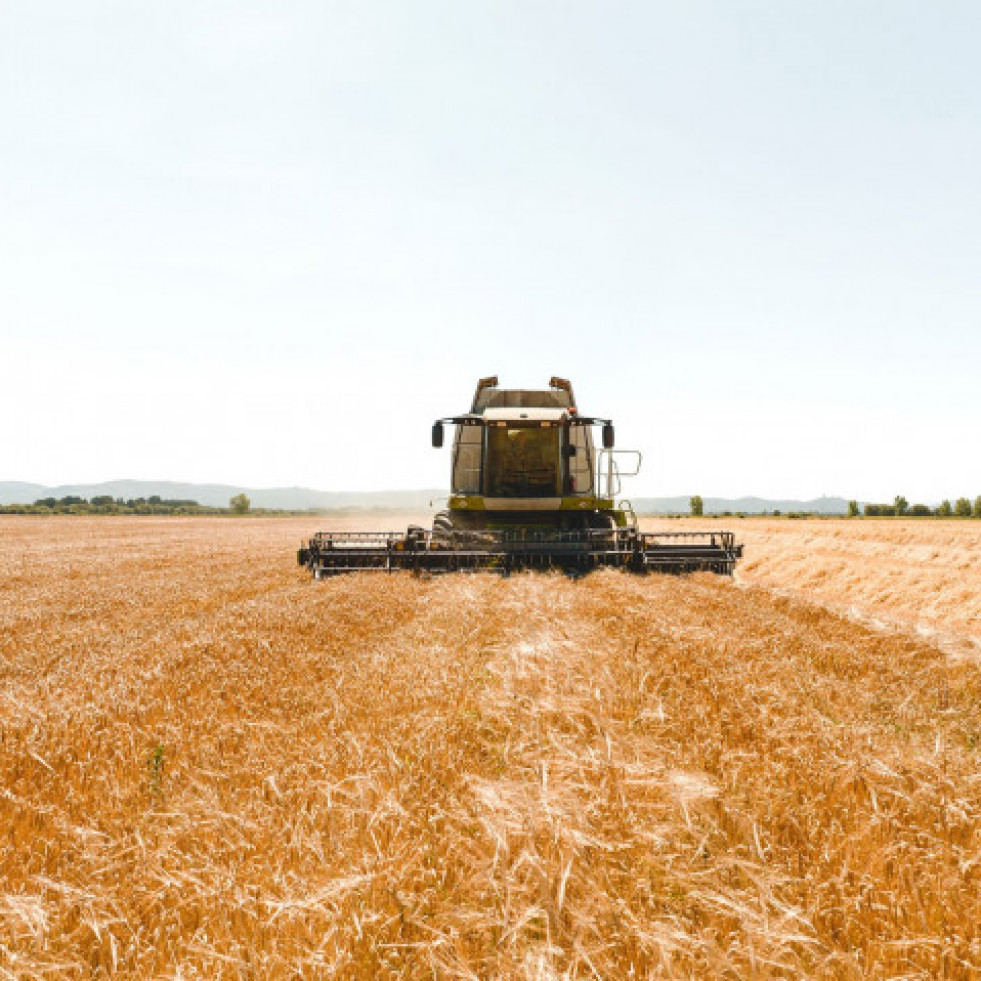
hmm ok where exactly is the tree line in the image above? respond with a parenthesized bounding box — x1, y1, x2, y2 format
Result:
(0, 494, 254, 515)
(686, 495, 981, 518)
(854, 496, 981, 518)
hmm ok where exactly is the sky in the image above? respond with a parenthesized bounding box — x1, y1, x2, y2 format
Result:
(2, 1, 979, 501)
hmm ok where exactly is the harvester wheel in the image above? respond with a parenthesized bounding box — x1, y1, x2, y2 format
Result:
(432, 510, 454, 535)
(588, 513, 617, 531)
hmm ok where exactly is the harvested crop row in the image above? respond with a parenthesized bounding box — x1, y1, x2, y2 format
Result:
(1, 517, 979, 978)
(648, 516, 981, 647)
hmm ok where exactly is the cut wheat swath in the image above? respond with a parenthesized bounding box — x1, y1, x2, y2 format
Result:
(645, 516, 981, 648)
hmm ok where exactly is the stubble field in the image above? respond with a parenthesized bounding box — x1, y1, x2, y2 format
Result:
(659, 517, 981, 649)
(1, 515, 980, 978)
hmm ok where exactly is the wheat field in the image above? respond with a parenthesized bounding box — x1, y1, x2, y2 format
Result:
(2, 516, 980, 978)
(642, 517, 981, 650)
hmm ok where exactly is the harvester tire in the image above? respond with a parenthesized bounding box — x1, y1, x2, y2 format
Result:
(589, 513, 617, 531)
(432, 510, 454, 535)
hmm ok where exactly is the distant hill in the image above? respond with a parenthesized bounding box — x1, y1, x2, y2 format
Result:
(0, 481, 47, 504)
(1, 481, 853, 514)
(633, 495, 852, 515)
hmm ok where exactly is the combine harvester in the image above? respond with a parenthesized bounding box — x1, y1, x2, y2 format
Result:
(298, 377, 742, 577)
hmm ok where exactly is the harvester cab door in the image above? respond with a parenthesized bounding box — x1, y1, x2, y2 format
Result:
(451, 420, 482, 494)
(566, 422, 593, 495)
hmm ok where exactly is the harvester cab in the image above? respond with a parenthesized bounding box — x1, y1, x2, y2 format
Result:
(428, 376, 635, 534)
(298, 377, 743, 577)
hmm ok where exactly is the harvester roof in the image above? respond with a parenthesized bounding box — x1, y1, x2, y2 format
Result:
(467, 376, 578, 415)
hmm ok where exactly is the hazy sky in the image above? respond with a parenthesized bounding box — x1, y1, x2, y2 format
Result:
(2, 1, 979, 500)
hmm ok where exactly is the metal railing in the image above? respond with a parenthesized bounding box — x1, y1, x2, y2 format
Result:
(595, 449, 642, 499)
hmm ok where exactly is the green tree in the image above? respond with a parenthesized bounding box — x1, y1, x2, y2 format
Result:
(689, 495, 703, 517)
(937, 499, 952, 517)
(229, 493, 251, 514)
(954, 497, 972, 518)
(847, 500, 859, 517)
(974, 496, 981, 519)
(893, 495, 909, 517)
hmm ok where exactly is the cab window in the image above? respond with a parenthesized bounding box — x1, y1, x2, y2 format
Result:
(484, 425, 560, 497)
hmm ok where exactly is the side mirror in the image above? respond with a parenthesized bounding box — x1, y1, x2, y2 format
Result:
(563, 444, 578, 458)
(602, 423, 615, 449)
(432, 421, 444, 448)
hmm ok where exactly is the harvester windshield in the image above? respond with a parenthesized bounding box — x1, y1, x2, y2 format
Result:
(485, 425, 560, 497)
